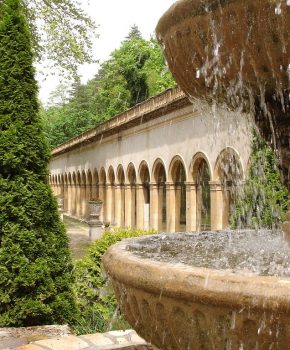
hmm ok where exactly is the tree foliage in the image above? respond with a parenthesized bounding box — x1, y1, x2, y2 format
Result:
(231, 130, 288, 229)
(0, 0, 97, 75)
(43, 28, 176, 149)
(0, 0, 76, 326)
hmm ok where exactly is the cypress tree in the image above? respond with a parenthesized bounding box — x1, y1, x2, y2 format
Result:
(0, 0, 76, 326)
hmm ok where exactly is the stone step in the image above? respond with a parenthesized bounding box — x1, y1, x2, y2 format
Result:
(16, 330, 152, 350)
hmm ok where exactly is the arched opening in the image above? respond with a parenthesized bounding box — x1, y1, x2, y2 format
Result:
(116, 165, 125, 227)
(170, 157, 187, 232)
(127, 163, 137, 228)
(152, 159, 167, 231)
(214, 148, 243, 228)
(193, 156, 211, 231)
(138, 161, 150, 229)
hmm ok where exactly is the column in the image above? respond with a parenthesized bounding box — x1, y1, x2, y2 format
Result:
(84, 183, 92, 219)
(98, 184, 106, 223)
(125, 184, 133, 227)
(149, 183, 159, 231)
(136, 184, 144, 229)
(166, 182, 176, 233)
(63, 183, 68, 212)
(210, 181, 223, 230)
(71, 184, 77, 216)
(106, 184, 115, 225)
(76, 184, 82, 217)
(81, 184, 87, 218)
(115, 184, 124, 227)
(185, 181, 197, 232)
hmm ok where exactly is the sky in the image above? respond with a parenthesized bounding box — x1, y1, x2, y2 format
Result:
(37, 0, 176, 105)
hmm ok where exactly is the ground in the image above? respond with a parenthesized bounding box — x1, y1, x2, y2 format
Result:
(65, 216, 90, 260)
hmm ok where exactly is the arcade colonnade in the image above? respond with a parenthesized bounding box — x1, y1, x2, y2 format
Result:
(49, 88, 253, 233)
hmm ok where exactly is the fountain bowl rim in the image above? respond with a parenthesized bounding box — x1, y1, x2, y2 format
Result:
(103, 233, 290, 313)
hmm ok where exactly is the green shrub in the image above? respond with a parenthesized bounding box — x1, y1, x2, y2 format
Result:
(231, 130, 288, 229)
(73, 227, 156, 334)
(0, 0, 76, 326)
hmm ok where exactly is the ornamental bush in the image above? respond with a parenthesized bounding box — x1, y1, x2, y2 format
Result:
(0, 0, 76, 326)
(231, 130, 288, 229)
(73, 227, 156, 334)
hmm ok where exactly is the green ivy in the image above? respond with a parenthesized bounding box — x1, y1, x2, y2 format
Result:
(231, 130, 288, 229)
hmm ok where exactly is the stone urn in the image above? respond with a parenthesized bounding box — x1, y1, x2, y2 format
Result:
(88, 199, 103, 240)
(103, 233, 290, 350)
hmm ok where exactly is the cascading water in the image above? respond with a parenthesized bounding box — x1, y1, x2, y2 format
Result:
(103, 1, 290, 349)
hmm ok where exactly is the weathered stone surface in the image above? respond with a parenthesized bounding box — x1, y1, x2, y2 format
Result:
(103, 237, 290, 350)
(33, 335, 88, 350)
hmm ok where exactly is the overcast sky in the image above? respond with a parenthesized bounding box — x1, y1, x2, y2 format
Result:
(37, 0, 176, 104)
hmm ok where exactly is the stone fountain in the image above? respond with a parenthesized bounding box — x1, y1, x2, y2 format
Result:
(103, 0, 290, 349)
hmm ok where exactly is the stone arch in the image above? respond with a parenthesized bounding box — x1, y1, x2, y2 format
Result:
(151, 158, 167, 231)
(108, 166, 115, 185)
(137, 161, 151, 230)
(168, 155, 187, 183)
(152, 158, 167, 184)
(138, 160, 151, 184)
(191, 152, 212, 231)
(68, 172, 72, 185)
(99, 167, 106, 185)
(168, 155, 187, 232)
(127, 163, 137, 185)
(117, 165, 125, 185)
(76, 171, 81, 185)
(81, 170, 86, 186)
(72, 172, 77, 185)
(87, 169, 93, 187)
(115, 165, 125, 226)
(107, 166, 115, 225)
(214, 147, 243, 182)
(213, 147, 244, 229)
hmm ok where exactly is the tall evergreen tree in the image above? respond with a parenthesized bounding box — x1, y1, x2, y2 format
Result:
(0, 0, 76, 326)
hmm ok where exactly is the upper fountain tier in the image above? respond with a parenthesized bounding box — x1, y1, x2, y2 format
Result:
(156, 0, 290, 102)
(156, 0, 290, 184)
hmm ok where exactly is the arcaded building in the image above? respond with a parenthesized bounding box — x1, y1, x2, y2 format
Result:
(49, 87, 253, 233)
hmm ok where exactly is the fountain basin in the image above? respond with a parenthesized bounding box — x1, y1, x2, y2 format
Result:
(103, 232, 290, 349)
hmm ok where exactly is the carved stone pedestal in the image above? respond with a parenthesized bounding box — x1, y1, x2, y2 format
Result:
(88, 200, 103, 241)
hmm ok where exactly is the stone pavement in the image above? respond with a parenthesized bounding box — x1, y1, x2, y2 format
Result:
(0, 326, 152, 350)
(16, 330, 151, 350)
